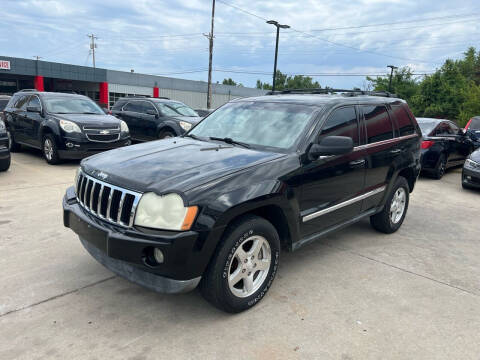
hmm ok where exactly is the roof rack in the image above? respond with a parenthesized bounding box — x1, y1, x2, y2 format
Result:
(18, 89, 37, 92)
(266, 88, 398, 98)
(121, 95, 170, 100)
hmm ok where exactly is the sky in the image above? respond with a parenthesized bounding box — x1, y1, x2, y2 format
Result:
(1, 0, 479, 89)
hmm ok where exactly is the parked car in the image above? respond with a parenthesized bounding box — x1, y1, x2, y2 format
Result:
(464, 116, 480, 149)
(195, 108, 213, 117)
(417, 117, 474, 179)
(63, 90, 421, 313)
(3, 90, 130, 164)
(0, 118, 10, 171)
(462, 148, 480, 189)
(111, 96, 202, 141)
(0, 95, 11, 116)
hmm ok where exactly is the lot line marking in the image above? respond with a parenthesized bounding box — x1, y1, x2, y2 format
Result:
(0, 276, 116, 318)
(327, 244, 479, 297)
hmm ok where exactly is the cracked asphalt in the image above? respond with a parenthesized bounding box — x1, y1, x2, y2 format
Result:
(1, 149, 479, 360)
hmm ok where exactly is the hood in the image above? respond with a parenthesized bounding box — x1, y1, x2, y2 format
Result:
(170, 116, 202, 125)
(52, 113, 121, 128)
(81, 137, 286, 193)
(470, 148, 480, 163)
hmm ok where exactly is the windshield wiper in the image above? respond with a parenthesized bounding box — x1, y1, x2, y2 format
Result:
(209, 137, 251, 149)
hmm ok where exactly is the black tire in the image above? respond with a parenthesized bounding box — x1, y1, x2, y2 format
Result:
(6, 130, 21, 152)
(433, 154, 447, 180)
(200, 215, 280, 313)
(0, 155, 10, 172)
(42, 134, 62, 165)
(370, 176, 410, 234)
(158, 130, 176, 140)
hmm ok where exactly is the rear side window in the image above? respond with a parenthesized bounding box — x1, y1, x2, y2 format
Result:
(391, 105, 415, 136)
(15, 95, 30, 110)
(435, 122, 454, 136)
(112, 99, 128, 110)
(320, 106, 359, 146)
(363, 105, 393, 143)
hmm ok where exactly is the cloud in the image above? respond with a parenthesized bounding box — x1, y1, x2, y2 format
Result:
(0, 0, 478, 88)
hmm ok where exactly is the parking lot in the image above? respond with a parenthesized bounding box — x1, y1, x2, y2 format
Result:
(0, 150, 479, 360)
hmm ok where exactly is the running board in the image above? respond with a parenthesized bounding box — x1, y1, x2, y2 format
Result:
(292, 207, 381, 251)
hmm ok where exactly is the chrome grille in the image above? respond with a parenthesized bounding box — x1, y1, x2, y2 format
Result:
(83, 126, 121, 143)
(75, 170, 141, 228)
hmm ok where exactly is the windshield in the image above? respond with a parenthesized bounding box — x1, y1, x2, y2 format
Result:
(166, 102, 198, 117)
(0, 99, 9, 111)
(45, 97, 104, 114)
(189, 101, 317, 150)
(417, 119, 439, 136)
(469, 117, 480, 131)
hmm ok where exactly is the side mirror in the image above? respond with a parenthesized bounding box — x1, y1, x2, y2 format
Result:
(26, 106, 41, 113)
(309, 136, 354, 159)
(146, 109, 157, 116)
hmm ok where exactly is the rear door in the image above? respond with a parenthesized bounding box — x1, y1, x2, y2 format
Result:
(121, 101, 142, 140)
(12, 95, 30, 143)
(360, 104, 399, 211)
(22, 95, 43, 147)
(299, 105, 366, 237)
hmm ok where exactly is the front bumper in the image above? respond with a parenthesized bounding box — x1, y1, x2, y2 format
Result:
(63, 186, 206, 293)
(58, 138, 131, 159)
(462, 167, 480, 189)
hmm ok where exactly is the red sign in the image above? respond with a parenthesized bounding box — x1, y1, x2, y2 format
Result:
(0, 60, 11, 70)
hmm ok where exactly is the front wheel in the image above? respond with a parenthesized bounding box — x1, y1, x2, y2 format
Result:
(200, 215, 280, 313)
(42, 134, 61, 165)
(370, 176, 410, 234)
(158, 130, 176, 140)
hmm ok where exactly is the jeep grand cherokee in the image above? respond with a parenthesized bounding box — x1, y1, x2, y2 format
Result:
(63, 89, 422, 313)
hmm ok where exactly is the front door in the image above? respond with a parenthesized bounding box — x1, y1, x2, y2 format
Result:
(299, 105, 366, 237)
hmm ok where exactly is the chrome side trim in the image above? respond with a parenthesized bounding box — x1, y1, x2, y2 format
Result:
(355, 134, 418, 150)
(302, 186, 386, 223)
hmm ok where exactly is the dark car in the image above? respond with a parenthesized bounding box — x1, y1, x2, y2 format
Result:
(0, 118, 10, 171)
(462, 148, 480, 189)
(0, 95, 11, 116)
(111, 97, 202, 141)
(3, 90, 131, 164)
(464, 116, 480, 149)
(63, 90, 421, 313)
(417, 117, 473, 179)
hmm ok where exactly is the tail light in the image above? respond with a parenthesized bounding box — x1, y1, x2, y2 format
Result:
(421, 140, 435, 149)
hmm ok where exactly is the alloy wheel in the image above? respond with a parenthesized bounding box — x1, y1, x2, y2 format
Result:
(228, 235, 271, 298)
(390, 188, 406, 224)
(44, 138, 54, 161)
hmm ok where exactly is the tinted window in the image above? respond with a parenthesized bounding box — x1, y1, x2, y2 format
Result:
(123, 102, 142, 113)
(112, 99, 128, 110)
(470, 117, 480, 130)
(448, 122, 460, 134)
(391, 105, 415, 136)
(434, 123, 452, 136)
(320, 106, 359, 146)
(139, 101, 157, 114)
(363, 105, 393, 143)
(27, 96, 41, 109)
(15, 95, 30, 110)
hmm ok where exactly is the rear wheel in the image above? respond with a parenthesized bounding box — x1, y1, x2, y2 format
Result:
(370, 176, 410, 234)
(433, 154, 447, 179)
(6, 130, 21, 152)
(42, 134, 61, 165)
(200, 215, 280, 313)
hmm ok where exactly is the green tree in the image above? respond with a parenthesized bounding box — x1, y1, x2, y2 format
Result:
(256, 70, 320, 90)
(222, 78, 237, 86)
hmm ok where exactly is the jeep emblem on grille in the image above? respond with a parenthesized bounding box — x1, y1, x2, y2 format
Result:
(100, 130, 110, 135)
(96, 171, 109, 180)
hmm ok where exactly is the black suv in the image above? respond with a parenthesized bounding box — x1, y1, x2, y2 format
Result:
(63, 90, 421, 313)
(3, 91, 130, 164)
(111, 97, 202, 141)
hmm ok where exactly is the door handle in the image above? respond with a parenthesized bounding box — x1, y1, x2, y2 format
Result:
(390, 149, 402, 154)
(349, 159, 366, 167)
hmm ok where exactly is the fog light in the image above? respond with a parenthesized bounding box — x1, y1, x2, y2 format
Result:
(153, 248, 164, 264)
(66, 142, 74, 148)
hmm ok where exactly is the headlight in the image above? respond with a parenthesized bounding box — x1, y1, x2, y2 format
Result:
(120, 120, 129, 133)
(0, 120, 5, 132)
(59, 119, 82, 133)
(465, 158, 480, 171)
(179, 121, 192, 131)
(134, 192, 198, 231)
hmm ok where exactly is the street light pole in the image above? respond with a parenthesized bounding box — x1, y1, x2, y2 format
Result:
(267, 20, 290, 92)
(387, 65, 398, 92)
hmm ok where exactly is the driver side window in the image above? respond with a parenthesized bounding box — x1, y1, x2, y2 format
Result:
(319, 106, 359, 146)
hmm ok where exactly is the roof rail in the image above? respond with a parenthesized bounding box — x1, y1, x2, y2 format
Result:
(266, 88, 398, 98)
(18, 89, 37, 92)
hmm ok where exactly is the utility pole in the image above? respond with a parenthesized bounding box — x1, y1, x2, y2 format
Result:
(32, 56, 42, 75)
(206, 0, 215, 109)
(267, 20, 290, 92)
(387, 65, 398, 92)
(88, 34, 98, 68)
